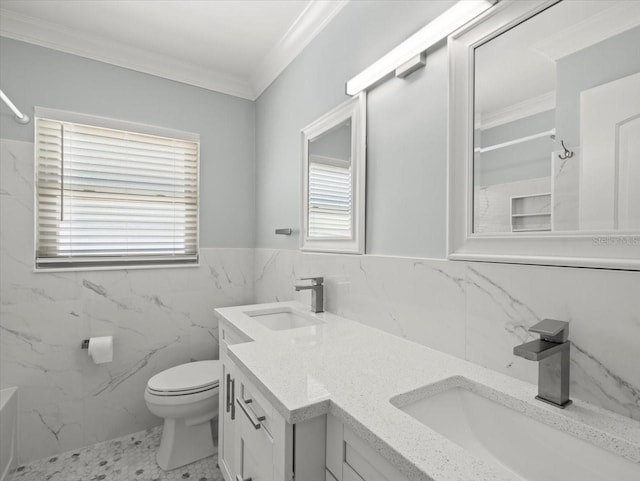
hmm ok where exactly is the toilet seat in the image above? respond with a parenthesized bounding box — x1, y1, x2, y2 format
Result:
(147, 384, 218, 397)
(147, 360, 220, 397)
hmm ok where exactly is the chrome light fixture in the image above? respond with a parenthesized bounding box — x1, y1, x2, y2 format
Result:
(345, 0, 497, 95)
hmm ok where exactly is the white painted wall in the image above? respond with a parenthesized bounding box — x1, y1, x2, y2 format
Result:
(255, 0, 457, 257)
(0, 37, 256, 248)
(252, 0, 640, 425)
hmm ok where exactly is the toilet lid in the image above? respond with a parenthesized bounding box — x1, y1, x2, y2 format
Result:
(147, 360, 220, 394)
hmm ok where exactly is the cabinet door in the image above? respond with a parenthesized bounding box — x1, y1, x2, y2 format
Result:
(326, 414, 410, 481)
(218, 354, 236, 481)
(343, 464, 365, 481)
(235, 395, 274, 481)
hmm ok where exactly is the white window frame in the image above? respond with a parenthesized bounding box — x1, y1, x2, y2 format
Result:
(33, 107, 200, 272)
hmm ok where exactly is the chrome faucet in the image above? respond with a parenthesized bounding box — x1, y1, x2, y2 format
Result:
(513, 319, 572, 408)
(294, 277, 324, 313)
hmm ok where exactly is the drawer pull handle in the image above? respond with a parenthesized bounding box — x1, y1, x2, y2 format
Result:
(236, 476, 252, 481)
(236, 397, 265, 429)
(230, 378, 236, 420)
(225, 374, 231, 413)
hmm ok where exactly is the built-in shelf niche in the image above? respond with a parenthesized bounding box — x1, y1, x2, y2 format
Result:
(511, 193, 552, 232)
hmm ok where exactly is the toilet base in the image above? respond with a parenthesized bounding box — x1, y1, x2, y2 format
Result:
(156, 417, 215, 471)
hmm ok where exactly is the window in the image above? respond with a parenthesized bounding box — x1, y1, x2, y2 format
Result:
(35, 112, 199, 269)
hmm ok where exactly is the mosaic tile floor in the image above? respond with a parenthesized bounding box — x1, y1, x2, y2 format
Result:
(12, 426, 224, 481)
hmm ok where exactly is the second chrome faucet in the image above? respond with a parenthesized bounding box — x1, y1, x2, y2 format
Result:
(514, 319, 572, 408)
(294, 276, 324, 313)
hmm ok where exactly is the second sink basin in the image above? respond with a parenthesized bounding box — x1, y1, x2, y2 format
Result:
(245, 306, 324, 331)
(392, 378, 640, 481)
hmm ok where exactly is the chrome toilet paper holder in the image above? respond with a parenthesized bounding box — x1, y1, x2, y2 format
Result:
(81, 339, 90, 349)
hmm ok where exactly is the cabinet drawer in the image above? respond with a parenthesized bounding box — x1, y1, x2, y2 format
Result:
(236, 399, 274, 481)
(236, 372, 275, 436)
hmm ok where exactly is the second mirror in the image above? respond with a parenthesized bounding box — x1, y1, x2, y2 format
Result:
(301, 94, 366, 253)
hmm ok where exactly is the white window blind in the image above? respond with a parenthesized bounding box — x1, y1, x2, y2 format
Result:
(308, 160, 352, 238)
(35, 117, 199, 269)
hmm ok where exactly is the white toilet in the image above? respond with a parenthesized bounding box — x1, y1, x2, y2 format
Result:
(144, 360, 220, 470)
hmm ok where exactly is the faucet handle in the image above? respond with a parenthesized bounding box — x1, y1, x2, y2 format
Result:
(299, 276, 323, 285)
(529, 319, 569, 343)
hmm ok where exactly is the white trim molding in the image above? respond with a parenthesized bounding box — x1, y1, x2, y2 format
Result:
(448, 0, 640, 271)
(0, 8, 253, 99)
(0, 1, 349, 101)
(477, 91, 555, 130)
(251, 0, 349, 98)
(532, 1, 640, 62)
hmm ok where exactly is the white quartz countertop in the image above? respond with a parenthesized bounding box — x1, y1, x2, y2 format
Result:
(215, 301, 640, 481)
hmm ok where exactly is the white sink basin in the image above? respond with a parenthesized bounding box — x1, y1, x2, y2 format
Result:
(394, 382, 640, 481)
(245, 307, 324, 331)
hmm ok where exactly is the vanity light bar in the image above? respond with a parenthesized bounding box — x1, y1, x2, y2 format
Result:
(345, 0, 497, 95)
(395, 52, 427, 79)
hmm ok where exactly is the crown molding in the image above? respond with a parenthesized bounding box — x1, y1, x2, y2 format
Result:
(249, 0, 349, 99)
(0, 8, 255, 99)
(0, 8, 256, 99)
(478, 91, 555, 130)
(532, 1, 640, 62)
(1, 1, 349, 101)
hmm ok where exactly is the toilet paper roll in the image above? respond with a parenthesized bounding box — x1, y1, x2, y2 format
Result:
(88, 336, 113, 364)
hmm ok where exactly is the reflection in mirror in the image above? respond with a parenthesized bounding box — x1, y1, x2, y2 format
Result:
(307, 119, 352, 239)
(300, 93, 365, 254)
(473, 0, 640, 235)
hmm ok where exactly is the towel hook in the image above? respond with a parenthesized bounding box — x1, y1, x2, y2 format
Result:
(558, 140, 574, 160)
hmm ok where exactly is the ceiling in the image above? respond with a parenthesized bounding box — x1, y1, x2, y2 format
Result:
(475, 0, 640, 127)
(0, 0, 348, 100)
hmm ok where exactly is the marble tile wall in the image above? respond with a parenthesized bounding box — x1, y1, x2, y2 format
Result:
(254, 248, 640, 421)
(0, 139, 254, 464)
(2, 136, 639, 466)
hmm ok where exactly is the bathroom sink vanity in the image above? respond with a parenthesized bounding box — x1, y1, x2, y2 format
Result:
(217, 305, 327, 481)
(216, 302, 640, 481)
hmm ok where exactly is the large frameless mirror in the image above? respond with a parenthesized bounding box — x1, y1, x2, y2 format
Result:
(300, 94, 366, 253)
(449, 0, 640, 269)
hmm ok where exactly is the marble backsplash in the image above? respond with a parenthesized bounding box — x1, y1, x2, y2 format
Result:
(254, 248, 640, 422)
(0, 139, 254, 463)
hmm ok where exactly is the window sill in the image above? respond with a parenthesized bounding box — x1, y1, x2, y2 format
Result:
(33, 262, 200, 273)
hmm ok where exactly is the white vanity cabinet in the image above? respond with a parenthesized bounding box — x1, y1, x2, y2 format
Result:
(233, 367, 292, 481)
(218, 316, 398, 481)
(218, 321, 244, 481)
(326, 414, 410, 481)
(219, 319, 310, 481)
